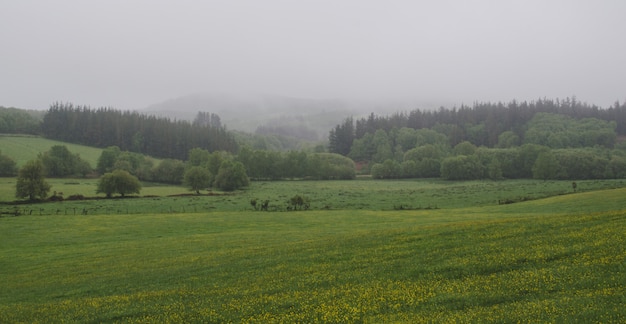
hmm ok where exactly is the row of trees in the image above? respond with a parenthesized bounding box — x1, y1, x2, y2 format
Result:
(42, 103, 238, 160)
(329, 98, 626, 155)
(11, 145, 254, 201)
(236, 147, 356, 180)
(370, 141, 626, 181)
(39, 145, 92, 177)
(2, 145, 95, 179)
(0, 107, 42, 135)
(344, 113, 618, 165)
(140, 147, 356, 190)
(92, 146, 250, 193)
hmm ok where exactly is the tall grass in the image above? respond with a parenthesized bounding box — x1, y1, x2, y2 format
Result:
(2, 178, 625, 216)
(1, 188, 624, 322)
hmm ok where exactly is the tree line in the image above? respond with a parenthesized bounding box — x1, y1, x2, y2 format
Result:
(9, 143, 358, 201)
(329, 98, 626, 156)
(0, 107, 42, 135)
(41, 103, 238, 160)
(370, 142, 626, 181)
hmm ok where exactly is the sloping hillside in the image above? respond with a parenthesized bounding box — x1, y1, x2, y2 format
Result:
(0, 135, 104, 167)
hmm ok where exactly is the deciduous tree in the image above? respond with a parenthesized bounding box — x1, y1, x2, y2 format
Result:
(184, 166, 211, 194)
(97, 170, 141, 198)
(16, 159, 51, 201)
(214, 161, 249, 191)
(0, 151, 17, 177)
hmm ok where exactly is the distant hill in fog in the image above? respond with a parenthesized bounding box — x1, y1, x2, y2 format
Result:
(141, 93, 436, 141)
(141, 93, 361, 141)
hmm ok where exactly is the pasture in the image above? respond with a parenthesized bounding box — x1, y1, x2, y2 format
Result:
(1, 177, 625, 215)
(0, 135, 105, 167)
(0, 179, 625, 322)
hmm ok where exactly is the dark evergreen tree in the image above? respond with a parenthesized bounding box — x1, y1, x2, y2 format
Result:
(328, 117, 354, 156)
(41, 103, 238, 160)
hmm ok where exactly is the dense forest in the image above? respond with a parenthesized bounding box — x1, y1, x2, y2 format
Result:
(0, 107, 43, 134)
(3, 98, 626, 182)
(327, 98, 626, 181)
(41, 103, 238, 160)
(329, 98, 626, 156)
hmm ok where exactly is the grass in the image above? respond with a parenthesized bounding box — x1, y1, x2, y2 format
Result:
(0, 182, 625, 322)
(2, 177, 625, 216)
(0, 135, 104, 167)
(2, 137, 622, 321)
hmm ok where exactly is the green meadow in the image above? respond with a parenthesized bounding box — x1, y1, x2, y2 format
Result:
(1, 178, 625, 322)
(1, 177, 625, 215)
(0, 135, 104, 167)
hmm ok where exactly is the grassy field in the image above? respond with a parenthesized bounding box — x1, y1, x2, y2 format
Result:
(0, 135, 105, 167)
(1, 179, 625, 322)
(1, 177, 625, 215)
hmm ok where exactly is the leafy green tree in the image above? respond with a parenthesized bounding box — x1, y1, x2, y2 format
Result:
(453, 141, 477, 156)
(607, 156, 626, 178)
(395, 127, 418, 151)
(403, 144, 444, 178)
(524, 113, 616, 149)
(281, 150, 308, 179)
(0, 151, 18, 176)
(371, 129, 393, 163)
(15, 159, 51, 201)
(97, 146, 121, 174)
(440, 155, 484, 180)
(418, 158, 441, 178)
(114, 152, 154, 181)
(40, 145, 92, 177)
(465, 123, 487, 146)
(496, 131, 520, 148)
(97, 170, 141, 198)
(307, 153, 356, 180)
(401, 160, 419, 178)
(517, 144, 550, 178)
(532, 151, 561, 180)
(404, 144, 443, 162)
(371, 159, 402, 179)
(554, 150, 606, 180)
(187, 148, 211, 168)
(487, 159, 504, 180)
(414, 128, 449, 147)
(0, 107, 41, 134)
(207, 152, 227, 185)
(348, 133, 375, 162)
(40, 145, 73, 176)
(152, 159, 185, 184)
(214, 161, 249, 191)
(184, 166, 211, 194)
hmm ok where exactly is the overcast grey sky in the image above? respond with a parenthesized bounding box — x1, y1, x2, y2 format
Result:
(1, 0, 625, 110)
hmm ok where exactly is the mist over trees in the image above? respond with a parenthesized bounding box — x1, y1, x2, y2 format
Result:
(42, 103, 238, 160)
(0, 107, 42, 135)
(330, 98, 626, 181)
(237, 147, 355, 180)
(4, 97, 626, 187)
(329, 98, 626, 154)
